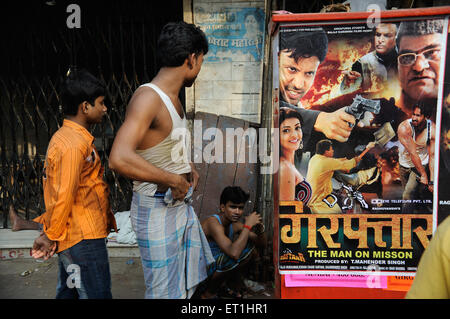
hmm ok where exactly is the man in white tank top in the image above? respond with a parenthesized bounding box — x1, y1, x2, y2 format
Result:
(108, 22, 214, 299)
(109, 24, 202, 199)
(397, 104, 435, 211)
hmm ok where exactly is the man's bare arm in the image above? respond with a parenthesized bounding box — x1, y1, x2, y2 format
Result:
(109, 88, 189, 198)
(208, 212, 261, 260)
(245, 223, 267, 248)
(208, 219, 250, 261)
(398, 122, 428, 184)
(355, 141, 376, 163)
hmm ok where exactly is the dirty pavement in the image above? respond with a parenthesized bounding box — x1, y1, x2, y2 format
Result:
(0, 257, 273, 299)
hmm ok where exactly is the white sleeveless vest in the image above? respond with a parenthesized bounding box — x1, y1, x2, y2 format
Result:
(132, 83, 191, 196)
(399, 119, 432, 168)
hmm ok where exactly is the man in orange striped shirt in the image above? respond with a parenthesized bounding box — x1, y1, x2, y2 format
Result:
(31, 69, 117, 299)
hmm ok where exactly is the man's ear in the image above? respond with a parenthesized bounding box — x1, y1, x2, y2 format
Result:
(80, 101, 89, 114)
(219, 204, 225, 213)
(187, 53, 196, 69)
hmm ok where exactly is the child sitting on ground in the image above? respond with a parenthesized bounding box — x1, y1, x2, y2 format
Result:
(200, 186, 266, 298)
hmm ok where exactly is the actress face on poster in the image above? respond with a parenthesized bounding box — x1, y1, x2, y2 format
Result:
(279, 107, 305, 201)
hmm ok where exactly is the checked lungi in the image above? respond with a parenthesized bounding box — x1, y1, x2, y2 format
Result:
(130, 192, 214, 299)
(207, 242, 254, 277)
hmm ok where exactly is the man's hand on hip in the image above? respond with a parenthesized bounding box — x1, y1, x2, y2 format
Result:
(169, 174, 190, 201)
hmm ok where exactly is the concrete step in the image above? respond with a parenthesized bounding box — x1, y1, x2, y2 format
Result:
(0, 229, 140, 260)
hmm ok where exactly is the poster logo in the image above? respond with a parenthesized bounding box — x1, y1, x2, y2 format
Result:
(280, 249, 306, 264)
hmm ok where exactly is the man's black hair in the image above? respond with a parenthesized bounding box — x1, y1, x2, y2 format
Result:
(279, 28, 328, 63)
(60, 68, 106, 116)
(157, 21, 208, 68)
(220, 186, 250, 205)
(414, 102, 432, 118)
(316, 139, 333, 155)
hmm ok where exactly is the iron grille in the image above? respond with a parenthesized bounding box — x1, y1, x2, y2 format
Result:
(0, 0, 183, 226)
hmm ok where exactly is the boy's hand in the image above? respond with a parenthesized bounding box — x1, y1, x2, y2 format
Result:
(244, 212, 262, 228)
(31, 232, 56, 260)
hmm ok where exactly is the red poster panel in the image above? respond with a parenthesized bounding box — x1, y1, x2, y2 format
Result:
(272, 7, 450, 298)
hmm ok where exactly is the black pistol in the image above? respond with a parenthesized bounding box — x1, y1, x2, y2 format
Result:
(345, 95, 380, 127)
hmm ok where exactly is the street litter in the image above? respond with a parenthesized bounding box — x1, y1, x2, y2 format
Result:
(20, 270, 32, 277)
(244, 279, 265, 293)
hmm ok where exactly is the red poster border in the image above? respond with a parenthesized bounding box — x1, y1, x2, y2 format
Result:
(272, 7, 450, 23)
(272, 6, 450, 299)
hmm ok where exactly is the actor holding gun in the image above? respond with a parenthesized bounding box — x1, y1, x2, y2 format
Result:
(278, 28, 357, 149)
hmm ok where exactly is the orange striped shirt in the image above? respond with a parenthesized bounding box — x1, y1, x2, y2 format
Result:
(34, 119, 116, 253)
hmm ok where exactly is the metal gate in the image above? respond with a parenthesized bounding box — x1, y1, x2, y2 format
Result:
(0, 0, 183, 226)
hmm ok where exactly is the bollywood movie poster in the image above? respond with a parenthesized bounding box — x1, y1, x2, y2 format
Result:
(277, 16, 449, 276)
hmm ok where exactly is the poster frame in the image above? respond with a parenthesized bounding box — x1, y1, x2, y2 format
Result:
(272, 7, 450, 280)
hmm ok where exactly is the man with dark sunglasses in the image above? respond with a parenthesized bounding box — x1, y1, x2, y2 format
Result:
(396, 19, 444, 118)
